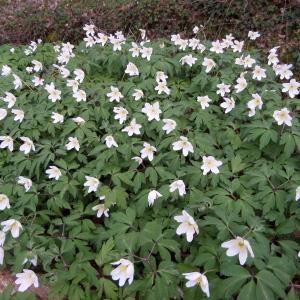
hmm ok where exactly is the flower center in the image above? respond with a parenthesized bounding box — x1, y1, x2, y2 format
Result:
(238, 241, 245, 249)
(278, 112, 287, 119)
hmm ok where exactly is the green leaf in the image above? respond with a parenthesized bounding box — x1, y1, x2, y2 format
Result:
(101, 278, 118, 300)
(143, 221, 163, 241)
(220, 264, 251, 278)
(231, 155, 247, 173)
(237, 279, 256, 300)
(256, 280, 275, 300)
(256, 270, 285, 298)
(95, 238, 115, 266)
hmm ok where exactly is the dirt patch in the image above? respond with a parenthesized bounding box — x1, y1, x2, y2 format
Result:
(0, 270, 51, 299)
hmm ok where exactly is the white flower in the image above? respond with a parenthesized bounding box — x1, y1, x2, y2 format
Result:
(247, 93, 263, 117)
(268, 51, 279, 66)
(231, 40, 244, 52)
(140, 47, 153, 61)
(174, 210, 199, 242)
(46, 166, 62, 180)
(111, 259, 134, 286)
(179, 39, 190, 51)
(65, 137, 80, 151)
(74, 69, 85, 83)
(197, 96, 212, 110)
(296, 186, 300, 201)
(13, 74, 22, 90)
(0, 194, 10, 210)
(210, 40, 224, 54)
(275, 64, 293, 80)
(45, 82, 55, 93)
(32, 76, 44, 87)
(113, 107, 128, 124)
(178, 39, 189, 51)
(17, 176, 32, 192)
(110, 35, 126, 51)
(140, 142, 157, 161)
(221, 236, 254, 265)
(0, 247, 3, 265)
(0, 231, 5, 246)
(193, 26, 200, 34)
(0, 108, 7, 120)
(169, 180, 186, 196)
(19, 137, 35, 154)
(147, 190, 162, 206)
(131, 156, 143, 165)
(2, 92, 16, 108)
(107, 86, 123, 102)
(0, 136, 13, 151)
(1, 65, 11, 76)
(84, 35, 95, 47)
(61, 42, 73, 52)
(72, 117, 85, 125)
(45, 83, 61, 102)
(84, 176, 100, 193)
(282, 79, 300, 98)
(141, 102, 161, 121)
(83, 24, 95, 36)
(243, 55, 256, 68)
(155, 81, 170, 95)
(171, 34, 182, 45)
(156, 71, 168, 83)
(252, 65, 266, 81)
(162, 119, 176, 134)
(73, 89, 86, 102)
(183, 272, 210, 297)
(129, 42, 140, 57)
(92, 204, 109, 218)
(216, 83, 230, 97)
(53, 45, 61, 52)
(189, 38, 200, 50)
(132, 89, 144, 101)
(220, 97, 235, 113)
(1, 219, 22, 238)
(122, 119, 142, 136)
(180, 54, 197, 67)
(172, 136, 194, 157)
(105, 135, 118, 148)
(139, 29, 146, 39)
(15, 269, 39, 292)
(234, 76, 247, 93)
(57, 66, 70, 78)
(248, 31, 260, 40)
(12, 109, 24, 122)
(23, 255, 38, 267)
(273, 108, 292, 126)
(202, 57, 216, 73)
(51, 112, 64, 124)
(26, 67, 33, 73)
(32, 60, 43, 72)
(125, 62, 139, 76)
(197, 43, 206, 52)
(235, 56, 244, 66)
(201, 156, 222, 175)
(67, 79, 79, 92)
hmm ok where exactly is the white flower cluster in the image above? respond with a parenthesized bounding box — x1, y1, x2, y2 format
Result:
(0, 24, 299, 296)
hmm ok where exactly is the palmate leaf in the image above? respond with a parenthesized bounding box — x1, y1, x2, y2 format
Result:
(256, 270, 285, 299)
(95, 238, 116, 266)
(237, 279, 256, 300)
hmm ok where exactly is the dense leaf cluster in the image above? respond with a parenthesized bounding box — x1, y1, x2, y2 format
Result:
(0, 36, 299, 300)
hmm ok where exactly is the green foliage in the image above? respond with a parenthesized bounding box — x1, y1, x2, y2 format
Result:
(0, 33, 299, 300)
